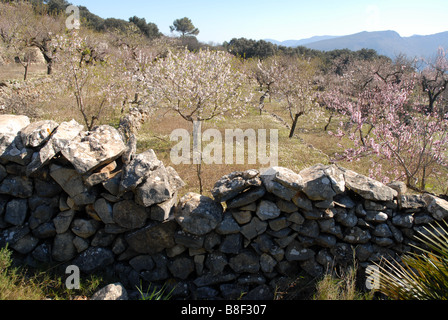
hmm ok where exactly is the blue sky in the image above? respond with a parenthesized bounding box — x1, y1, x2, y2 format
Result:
(69, 0, 448, 44)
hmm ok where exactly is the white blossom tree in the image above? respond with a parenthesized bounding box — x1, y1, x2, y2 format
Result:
(50, 30, 136, 130)
(272, 56, 319, 138)
(148, 47, 250, 123)
(147, 48, 251, 193)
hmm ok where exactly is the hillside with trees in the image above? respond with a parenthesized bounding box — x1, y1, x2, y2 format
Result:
(1, 0, 448, 302)
(1, 0, 447, 195)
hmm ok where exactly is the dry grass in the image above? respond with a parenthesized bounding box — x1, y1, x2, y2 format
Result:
(137, 106, 331, 197)
(313, 266, 374, 300)
(0, 63, 47, 82)
(0, 247, 46, 300)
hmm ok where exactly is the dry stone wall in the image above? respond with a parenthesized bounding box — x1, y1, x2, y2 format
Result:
(1, 114, 448, 300)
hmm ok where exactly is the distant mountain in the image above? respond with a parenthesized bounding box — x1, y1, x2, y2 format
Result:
(266, 30, 448, 60)
(265, 35, 340, 47)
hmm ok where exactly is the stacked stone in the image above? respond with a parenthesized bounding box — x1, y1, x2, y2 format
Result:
(2, 114, 448, 300)
(0, 115, 184, 286)
(204, 165, 448, 298)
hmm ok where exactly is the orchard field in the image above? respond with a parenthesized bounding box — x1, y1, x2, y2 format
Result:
(0, 1, 448, 200)
(2, 0, 448, 199)
(1, 0, 448, 302)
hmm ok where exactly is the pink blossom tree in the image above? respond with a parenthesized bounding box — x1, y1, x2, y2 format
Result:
(325, 59, 448, 192)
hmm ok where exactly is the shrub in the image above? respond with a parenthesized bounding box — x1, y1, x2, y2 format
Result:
(376, 221, 448, 300)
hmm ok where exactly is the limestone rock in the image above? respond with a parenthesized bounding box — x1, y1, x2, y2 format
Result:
(216, 214, 241, 235)
(94, 198, 114, 224)
(0, 176, 33, 198)
(52, 231, 77, 262)
(49, 164, 95, 206)
(0, 164, 6, 182)
(211, 169, 261, 202)
(175, 193, 223, 236)
(53, 210, 76, 234)
(166, 166, 186, 193)
(135, 165, 174, 207)
(256, 200, 281, 221)
(226, 186, 266, 209)
(71, 219, 100, 239)
(240, 217, 268, 240)
(0, 115, 30, 157)
(285, 241, 315, 261)
(343, 168, 397, 201)
(91, 283, 128, 300)
(62, 125, 126, 174)
(120, 149, 161, 192)
(168, 256, 195, 280)
(229, 250, 260, 273)
(4, 199, 28, 226)
(0, 135, 33, 165)
(424, 194, 448, 221)
(261, 167, 304, 201)
(26, 120, 84, 176)
(11, 233, 39, 254)
(20, 120, 59, 148)
(150, 193, 178, 222)
(400, 195, 426, 210)
(72, 247, 115, 273)
(113, 200, 148, 230)
(392, 214, 414, 228)
(299, 164, 345, 201)
(125, 220, 177, 254)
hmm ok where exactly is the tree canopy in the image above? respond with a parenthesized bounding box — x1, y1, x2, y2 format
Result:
(170, 17, 199, 38)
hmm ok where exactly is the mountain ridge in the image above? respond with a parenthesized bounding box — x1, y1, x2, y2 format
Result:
(266, 30, 448, 59)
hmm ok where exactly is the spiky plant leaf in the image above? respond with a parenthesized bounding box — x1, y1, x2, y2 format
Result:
(375, 220, 448, 300)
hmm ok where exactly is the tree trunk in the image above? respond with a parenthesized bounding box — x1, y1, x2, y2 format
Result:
(197, 163, 203, 195)
(259, 92, 268, 115)
(41, 50, 53, 75)
(421, 166, 427, 191)
(47, 62, 53, 75)
(324, 114, 333, 131)
(23, 65, 28, 81)
(289, 112, 304, 138)
(192, 120, 203, 194)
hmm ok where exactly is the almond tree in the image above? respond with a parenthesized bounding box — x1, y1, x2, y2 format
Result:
(148, 47, 250, 122)
(320, 56, 410, 131)
(50, 31, 136, 130)
(0, 1, 65, 77)
(419, 48, 448, 114)
(0, 1, 38, 80)
(247, 57, 286, 114)
(147, 48, 251, 193)
(272, 56, 319, 138)
(327, 68, 448, 192)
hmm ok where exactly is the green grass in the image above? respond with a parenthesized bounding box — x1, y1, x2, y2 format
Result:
(0, 246, 106, 300)
(313, 267, 374, 300)
(0, 246, 45, 300)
